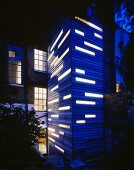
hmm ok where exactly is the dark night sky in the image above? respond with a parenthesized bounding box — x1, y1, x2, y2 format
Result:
(0, 0, 114, 48)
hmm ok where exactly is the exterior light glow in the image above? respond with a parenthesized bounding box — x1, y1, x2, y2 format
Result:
(50, 29, 63, 51)
(59, 131, 64, 135)
(58, 68, 71, 81)
(55, 145, 64, 153)
(50, 85, 59, 92)
(50, 56, 59, 67)
(59, 124, 70, 129)
(48, 137, 55, 142)
(94, 33, 103, 39)
(58, 29, 71, 49)
(76, 100, 96, 105)
(58, 106, 70, 111)
(48, 127, 55, 132)
(75, 46, 95, 56)
(51, 114, 59, 118)
(85, 92, 103, 98)
(51, 64, 63, 78)
(84, 41, 103, 51)
(63, 94, 71, 100)
(75, 29, 84, 36)
(51, 133, 59, 138)
(75, 68, 85, 74)
(48, 99, 59, 104)
(48, 50, 54, 61)
(76, 77, 96, 84)
(76, 120, 86, 123)
(85, 114, 96, 118)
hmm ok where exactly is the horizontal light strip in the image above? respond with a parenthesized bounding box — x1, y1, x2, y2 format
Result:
(85, 92, 103, 98)
(50, 29, 63, 51)
(50, 85, 59, 92)
(58, 106, 70, 111)
(51, 64, 63, 78)
(76, 77, 96, 84)
(76, 120, 86, 124)
(50, 56, 58, 67)
(55, 145, 64, 153)
(63, 94, 72, 100)
(48, 109, 52, 112)
(54, 48, 69, 67)
(84, 41, 103, 51)
(48, 127, 55, 132)
(59, 124, 70, 129)
(76, 100, 96, 105)
(75, 16, 103, 32)
(94, 33, 103, 39)
(51, 132, 59, 138)
(48, 118, 51, 121)
(51, 114, 59, 118)
(48, 137, 55, 142)
(58, 29, 71, 49)
(59, 131, 64, 135)
(48, 99, 59, 104)
(85, 114, 96, 118)
(48, 50, 54, 61)
(75, 68, 85, 74)
(58, 68, 71, 81)
(75, 46, 95, 56)
(75, 29, 84, 36)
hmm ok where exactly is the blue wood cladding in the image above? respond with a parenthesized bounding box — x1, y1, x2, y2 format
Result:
(48, 17, 104, 160)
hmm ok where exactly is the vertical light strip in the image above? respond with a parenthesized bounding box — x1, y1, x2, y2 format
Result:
(55, 145, 64, 153)
(48, 50, 54, 61)
(84, 41, 103, 51)
(50, 29, 63, 52)
(58, 68, 71, 81)
(51, 64, 63, 78)
(94, 33, 103, 39)
(76, 77, 96, 84)
(75, 46, 95, 56)
(50, 85, 59, 92)
(75, 29, 84, 36)
(58, 29, 71, 49)
(85, 92, 103, 98)
(75, 68, 85, 74)
(76, 100, 96, 105)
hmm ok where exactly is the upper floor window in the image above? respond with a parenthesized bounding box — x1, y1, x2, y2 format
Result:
(34, 49, 47, 72)
(9, 51, 15, 58)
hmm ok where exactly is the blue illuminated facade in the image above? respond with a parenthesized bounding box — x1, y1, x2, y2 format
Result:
(48, 16, 104, 160)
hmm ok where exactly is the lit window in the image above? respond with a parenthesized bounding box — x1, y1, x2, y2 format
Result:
(75, 77, 96, 84)
(116, 83, 120, 93)
(51, 115, 59, 118)
(50, 85, 59, 92)
(75, 68, 85, 74)
(76, 100, 96, 105)
(9, 51, 15, 57)
(59, 124, 70, 129)
(59, 131, 64, 135)
(34, 87, 47, 111)
(94, 33, 103, 39)
(85, 92, 103, 98)
(75, 46, 95, 56)
(51, 132, 59, 138)
(48, 99, 59, 105)
(48, 127, 55, 132)
(58, 29, 71, 49)
(55, 145, 64, 153)
(58, 106, 70, 111)
(63, 94, 71, 100)
(84, 41, 103, 51)
(34, 49, 47, 72)
(75, 29, 84, 36)
(48, 136, 55, 142)
(76, 120, 86, 124)
(51, 64, 63, 78)
(58, 68, 71, 81)
(85, 114, 96, 118)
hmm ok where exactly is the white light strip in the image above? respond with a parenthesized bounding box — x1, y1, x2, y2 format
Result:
(48, 118, 51, 121)
(48, 50, 54, 61)
(48, 99, 59, 104)
(58, 68, 71, 81)
(54, 48, 69, 67)
(59, 124, 70, 129)
(51, 114, 59, 118)
(94, 33, 103, 39)
(50, 85, 59, 92)
(58, 106, 70, 111)
(85, 114, 96, 118)
(75, 29, 84, 36)
(50, 56, 59, 67)
(59, 131, 64, 135)
(48, 127, 55, 132)
(76, 100, 96, 105)
(85, 92, 103, 98)
(58, 29, 71, 49)
(51, 64, 63, 78)
(75, 16, 103, 32)
(76, 120, 86, 124)
(76, 77, 96, 84)
(50, 29, 63, 51)
(63, 94, 72, 100)
(84, 41, 103, 51)
(51, 132, 59, 138)
(55, 145, 64, 153)
(75, 46, 95, 56)
(48, 137, 55, 142)
(48, 109, 52, 112)
(75, 68, 85, 74)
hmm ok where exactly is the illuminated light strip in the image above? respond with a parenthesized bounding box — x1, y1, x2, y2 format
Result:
(75, 16, 103, 32)
(48, 109, 52, 112)
(51, 114, 59, 118)
(84, 41, 103, 51)
(76, 100, 96, 105)
(94, 33, 103, 39)
(59, 131, 64, 135)
(75, 46, 95, 56)
(63, 94, 71, 100)
(51, 64, 63, 78)
(76, 77, 96, 84)
(85, 92, 103, 98)
(75, 68, 85, 74)
(55, 145, 64, 153)
(50, 85, 59, 92)
(58, 106, 70, 111)
(50, 29, 63, 51)
(50, 56, 59, 67)
(58, 29, 71, 49)
(48, 99, 59, 104)
(48, 137, 55, 142)
(48, 50, 54, 61)
(76, 120, 86, 124)
(85, 114, 96, 118)
(51, 132, 59, 138)
(48, 127, 55, 132)
(59, 124, 70, 129)
(54, 48, 69, 67)
(48, 118, 51, 121)
(75, 29, 84, 36)
(58, 68, 71, 81)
